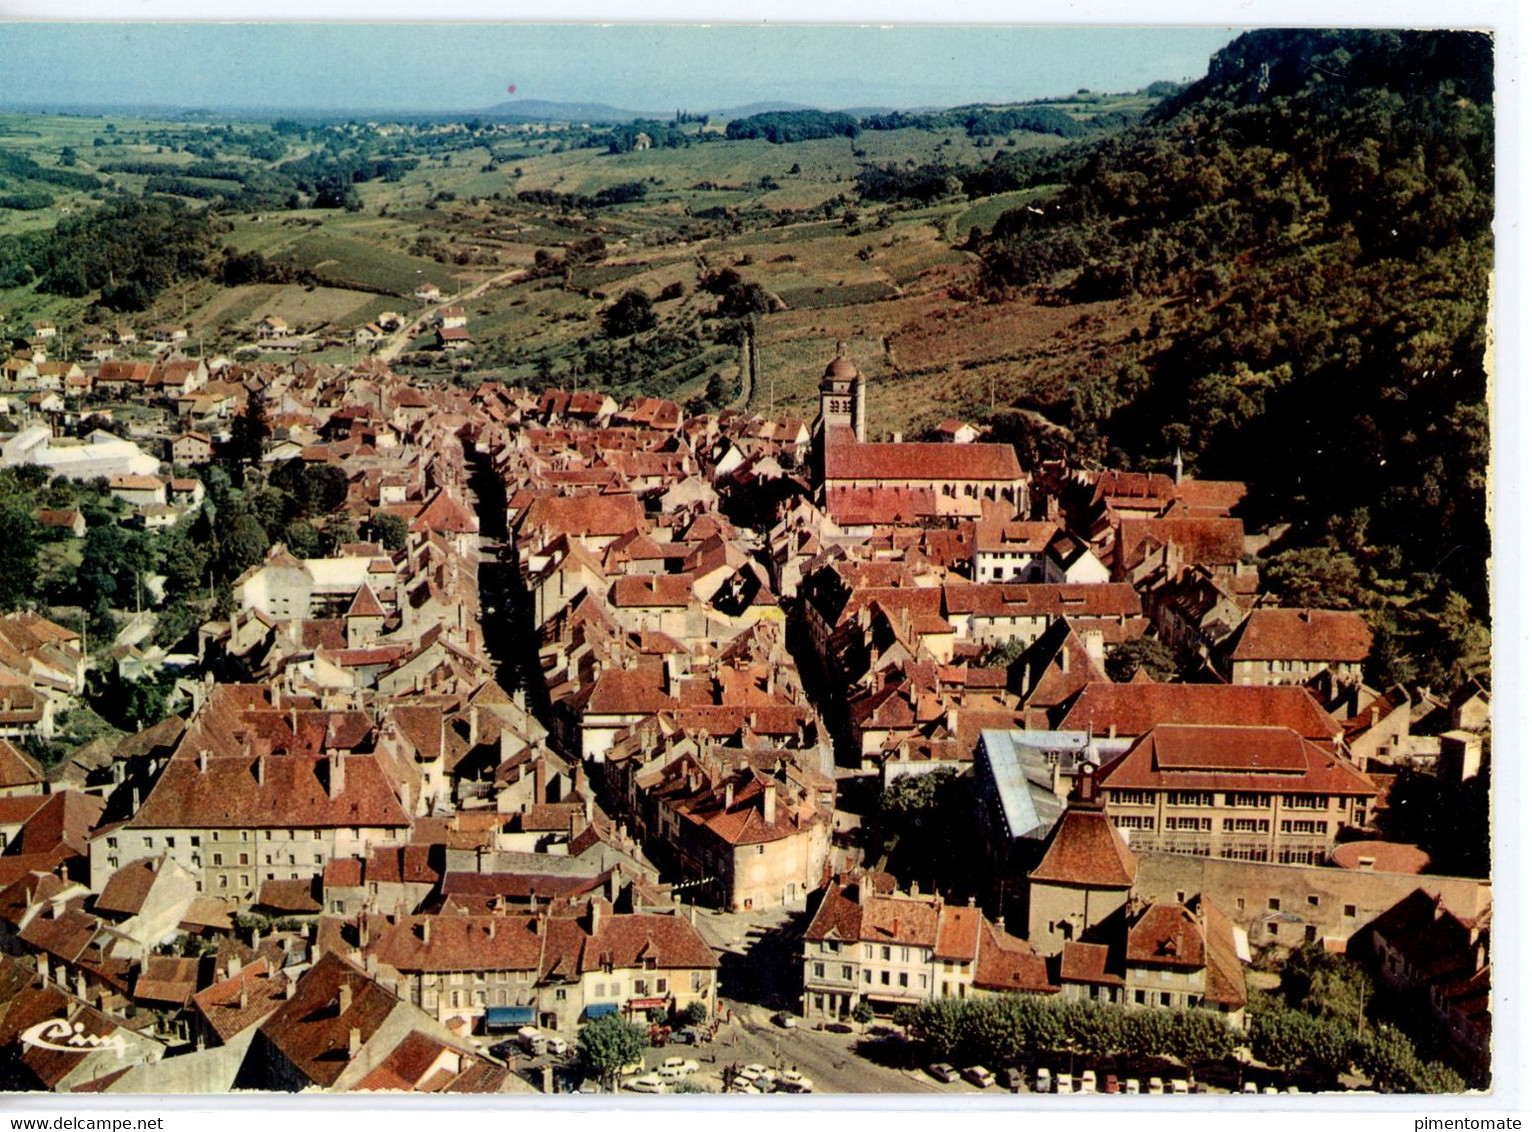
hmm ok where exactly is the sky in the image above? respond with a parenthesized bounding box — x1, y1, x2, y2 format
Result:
(0, 24, 1245, 115)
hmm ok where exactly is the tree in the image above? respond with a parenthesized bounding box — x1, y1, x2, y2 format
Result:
(601, 290, 656, 338)
(1279, 943, 1372, 1031)
(227, 394, 271, 470)
(1106, 636, 1178, 682)
(681, 1001, 709, 1027)
(369, 512, 408, 552)
(1261, 546, 1364, 609)
(851, 1001, 874, 1030)
(908, 998, 967, 1059)
(0, 501, 39, 610)
(577, 1015, 647, 1090)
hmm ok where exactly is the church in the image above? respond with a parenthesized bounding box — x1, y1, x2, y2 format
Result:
(810, 344, 1029, 511)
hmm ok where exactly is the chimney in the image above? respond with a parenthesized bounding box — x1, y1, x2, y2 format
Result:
(910, 879, 919, 897)
(328, 752, 346, 799)
(255, 754, 266, 787)
(1060, 647, 1070, 675)
(228, 955, 242, 978)
(724, 780, 734, 809)
(487, 919, 497, 940)
(422, 918, 432, 945)
(239, 984, 249, 1012)
(588, 899, 604, 938)
(198, 748, 208, 773)
(282, 975, 296, 1000)
(338, 983, 353, 1015)
(348, 1026, 362, 1058)
(366, 952, 379, 977)
(1082, 630, 1106, 664)
(763, 782, 777, 825)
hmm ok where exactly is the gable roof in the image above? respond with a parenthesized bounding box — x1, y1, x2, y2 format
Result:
(1227, 608, 1374, 662)
(1057, 683, 1341, 742)
(1096, 724, 1379, 797)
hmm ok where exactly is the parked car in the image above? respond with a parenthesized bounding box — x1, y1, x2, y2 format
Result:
(1170, 1078, 1190, 1095)
(1262, 1086, 1279, 1095)
(825, 1021, 854, 1034)
(963, 1066, 996, 1088)
(1079, 1070, 1098, 1094)
(1104, 1074, 1120, 1094)
(1242, 1082, 1258, 1094)
(927, 1063, 959, 1084)
(1056, 1072, 1074, 1094)
(1034, 1068, 1052, 1094)
(1000, 1067, 1026, 1092)
(662, 1057, 700, 1076)
(771, 1011, 797, 1029)
(1123, 1078, 1141, 1095)
(777, 1070, 814, 1094)
(545, 1037, 568, 1057)
(624, 1073, 667, 1093)
(673, 1027, 703, 1045)
(744, 1064, 776, 1087)
(1147, 1077, 1164, 1095)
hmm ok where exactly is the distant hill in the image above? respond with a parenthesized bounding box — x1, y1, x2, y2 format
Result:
(708, 101, 814, 119)
(480, 99, 663, 123)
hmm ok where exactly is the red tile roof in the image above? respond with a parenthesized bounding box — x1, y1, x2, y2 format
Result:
(1096, 724, 1379, 796)
(0, 738, 44, 791)
(257, 953, 401, 1088)
(1029, 797, 1137, 889)
(127, 752, 411, 831)
(1057, 683, 1341, 741)
(1126, 904, 1206, 969)
(190, 958, 289, 1043)
(1227, 608, 1374, 662)
(824, 441, 1023, 483)
(973, 920, 1057, 994)
(1059, 941, 1123, 986)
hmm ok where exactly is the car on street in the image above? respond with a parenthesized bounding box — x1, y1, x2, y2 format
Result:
(662, 1057, 700, 1076)
(619, 1060, 643, 1076)
(776, 1070, 814, 1094)
(545, 1037, 569, 1057)
(1033, 1068, 1052, 1094)
(1170, 1079, 1190, 1095)
(999, 1068, 1026, 1092)
(1242, 1082, 1258, 1094)
(1146, 1077, 1164, 1095)
(1104, 1074, 1120, 1094)
(624, 1074, 667, 1093)
(927, 1063, 959, 1084)
(1123, 1078, 1140, 1095)
(963, 1066, 996, 1088)
(1079, 1070, 1097, 1094)
(1056, 1072, 1073, 1094)
(771, 1011, 797, 1029)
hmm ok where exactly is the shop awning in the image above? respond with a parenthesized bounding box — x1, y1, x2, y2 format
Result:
(582, 1002, 620, 1020)
(485, 1006, 536, 1029)
(628, 997, 668, 1010)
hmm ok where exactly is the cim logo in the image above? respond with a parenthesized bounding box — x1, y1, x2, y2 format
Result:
(18, 1018, 128, 1059)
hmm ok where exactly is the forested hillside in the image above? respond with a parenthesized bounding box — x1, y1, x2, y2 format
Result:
(975, 29, 1492, 693)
